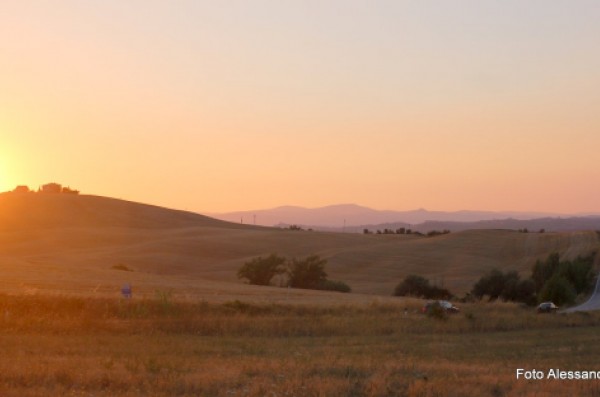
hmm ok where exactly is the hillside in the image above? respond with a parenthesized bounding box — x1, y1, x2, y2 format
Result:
(0, 192, 598, 300)
(0, 192, 244, 230)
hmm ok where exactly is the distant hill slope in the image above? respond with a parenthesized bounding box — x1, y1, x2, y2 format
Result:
(0, 192, 247, 230)
(212, 203, 565, 228)
(0, 193, 598, 298)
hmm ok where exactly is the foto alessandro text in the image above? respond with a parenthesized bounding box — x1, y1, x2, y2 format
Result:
(517, 368, 600, 380)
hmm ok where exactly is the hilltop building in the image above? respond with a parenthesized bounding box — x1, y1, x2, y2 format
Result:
(11, 183, 80, 195)
(39, 183, 62, 194)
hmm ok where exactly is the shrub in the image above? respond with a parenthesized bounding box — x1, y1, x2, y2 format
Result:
(318, 279, 351, 293)
(394, 275, 452, 299)
(237, 254, 286, 286)
(287, 255, 328, 289)
(531, 253, 560, 293)
(472, 269, 535, 304)
(539, 275, 577, 306)
(394, 275, 430, 297)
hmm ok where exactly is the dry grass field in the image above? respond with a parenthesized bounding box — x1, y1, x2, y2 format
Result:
(1, 192, 598, 299)
(2, 294, 600, 396)
(2, 193, 600, 396)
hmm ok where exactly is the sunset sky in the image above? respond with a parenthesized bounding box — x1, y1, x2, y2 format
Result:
(1, 1, 599, 214)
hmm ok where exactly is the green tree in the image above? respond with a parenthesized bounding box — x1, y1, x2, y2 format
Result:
(287, 255, 328, 289)
(559, 255, 595, 295)
(539, 275, 576, 306)
(499, 271, 520, 301)
(394, 275, 451, 299)
(237, 254, 286, 286)
(472, 269, 506, 300)
(514, 279, 537, 305)
(531, 253, 560, 293)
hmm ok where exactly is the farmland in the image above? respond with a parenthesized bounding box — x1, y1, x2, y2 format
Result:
(2, 295, 600, 396)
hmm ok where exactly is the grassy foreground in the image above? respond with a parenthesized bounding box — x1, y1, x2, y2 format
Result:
(1, 294, 600, 396)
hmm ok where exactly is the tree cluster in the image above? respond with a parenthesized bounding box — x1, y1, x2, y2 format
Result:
(364, 228, 414, 235)
(471, 269, 535, 305)
(532, 252, 595, 306)
(517, 228, 545, 233)
(237, 254, 351, 293)
(471, 252, 596, 306)
(364, 228, 449, 237)
(393, 275, 452, 299)
(426, 230, 451, 237)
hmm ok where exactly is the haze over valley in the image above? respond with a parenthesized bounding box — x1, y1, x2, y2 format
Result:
(213, 203, 600, 232)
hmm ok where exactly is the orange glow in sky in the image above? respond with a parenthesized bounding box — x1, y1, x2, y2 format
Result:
(1, 1, 599, 213)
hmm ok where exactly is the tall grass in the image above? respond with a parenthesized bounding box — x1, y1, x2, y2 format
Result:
(1, 294, 599, 335)
(1, 294, 599, 396)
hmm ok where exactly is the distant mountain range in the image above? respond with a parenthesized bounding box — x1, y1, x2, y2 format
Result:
(212, 204, 600, 232)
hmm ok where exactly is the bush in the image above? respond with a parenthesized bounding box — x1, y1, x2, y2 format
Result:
(471, 269, 535, 304)
(287, 255, 328, 289)
(318, 279, 351, 293)
(394, 275, 452, 299)
(539, 275, 577, 306)
(394, 275, 430, 297)
(531, 253, 560, 293)
(237, 254, 286, 286)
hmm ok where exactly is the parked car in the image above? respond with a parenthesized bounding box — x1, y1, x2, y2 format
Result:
(537, 302, 559, 313)
(422, 300, 460, 314)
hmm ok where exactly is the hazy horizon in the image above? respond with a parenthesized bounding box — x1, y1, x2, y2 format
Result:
(2, 1, 599, 214)
(6, 187, 600, 218)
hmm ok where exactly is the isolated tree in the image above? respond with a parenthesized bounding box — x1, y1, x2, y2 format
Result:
(287, 255, 328, 289)
(237, 254, 286, 286)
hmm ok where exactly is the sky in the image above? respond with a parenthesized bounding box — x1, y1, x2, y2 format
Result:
(1, 1, 599, 214)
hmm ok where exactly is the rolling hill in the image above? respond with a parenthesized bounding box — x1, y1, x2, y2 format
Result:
(1, 192, 598, 301)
